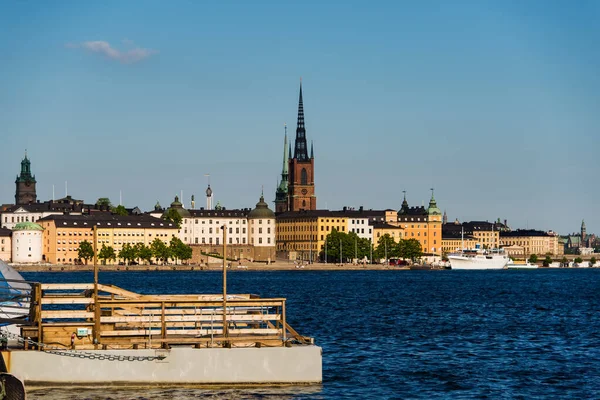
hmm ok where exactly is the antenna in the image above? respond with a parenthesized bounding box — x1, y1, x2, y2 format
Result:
(52, 185, 55, 201)
(119, 190, 122, 206)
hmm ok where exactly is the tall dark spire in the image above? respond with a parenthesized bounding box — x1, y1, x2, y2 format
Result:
(294, 80, 309, 161)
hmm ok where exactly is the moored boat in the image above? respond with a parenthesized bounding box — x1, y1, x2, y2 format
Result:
(448, 246, 509, 270)
(507, 260, 538, 269)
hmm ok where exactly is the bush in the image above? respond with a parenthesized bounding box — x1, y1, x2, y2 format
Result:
(528, 254, 538, 264)
(574, 257, 583, 264)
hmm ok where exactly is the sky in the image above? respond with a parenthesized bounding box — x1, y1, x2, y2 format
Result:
(1, 0, 598, 235)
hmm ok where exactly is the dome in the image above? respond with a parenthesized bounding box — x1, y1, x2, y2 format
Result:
(248, 195, 275, 219)
(163, 195, 191, 218)
(206, 185, 213, 197)
(13, 222, 43, 231)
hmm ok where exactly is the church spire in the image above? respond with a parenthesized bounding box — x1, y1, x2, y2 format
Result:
(310, 140, 314, 159)
(293, 80, 309, 161)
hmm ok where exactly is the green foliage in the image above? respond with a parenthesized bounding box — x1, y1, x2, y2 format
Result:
(591, 256, 597, 266)
(543, 255, 552, 267)
(134, 243, 153, 264)
(77, 240, 94, 265)
(112, 205, 128, 216)
(169, 237, 193, 264)
(574, 257, 583, 264)
(151, 238, 171, 264)
(561, 256, 568, 265)
(96, 198, 112, 207)
(374, 234, 397, 260)
(118, 243, 136, 265)
(320, 229, 373, 263)
(528, 254, 538, 264)
(163, 208, 183, 228)
(400, 239, 423, 262)
(98, 244, 116, 265)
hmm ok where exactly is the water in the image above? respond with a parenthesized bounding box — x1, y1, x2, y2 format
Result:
(21, 269, 600, 399)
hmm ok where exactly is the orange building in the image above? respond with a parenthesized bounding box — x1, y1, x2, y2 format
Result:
(396, 192, 443, 255)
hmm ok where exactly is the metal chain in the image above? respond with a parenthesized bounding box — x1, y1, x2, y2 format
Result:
(0, 331, 166, 362)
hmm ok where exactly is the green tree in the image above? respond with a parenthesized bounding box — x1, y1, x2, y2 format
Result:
(163, 209, 182, 228)
(77, 240, 94, 265)
(543, 255, 552, 267)
(590, 256, 597, 267)
(528, 254, 538, 264)
(98, 244, 116, 265)
(96, 197, 112, 208)
(401, 239, 423, 262)
(169, 237, 191, 264)
(151, 238, 171, 265)
(375, 234, 397, 261)
(561, 256, 568, 267)
(136, 243, 153, 265)
(112, 205, 128, 216)
(118, 243, 136, 265)
(574, 257, 583, 264)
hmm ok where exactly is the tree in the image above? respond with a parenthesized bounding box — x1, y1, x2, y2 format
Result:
(169, 237, 191, 264)
(591, 256, 597, 267)
(401, 239, 423, 262)
(77, 240, 94, 265)
(543, 255, 552, 267)
(574, 257, 583, 264)
(98, 244, 116, 265)
(375, 234, 397, 261)
(151, 238, 171, 265)
(136, 243, 153, 265)
(118, 243, 136, 265)
(163, 209, 182, 229)
(528, 254, 538, 264)
(561, 256, 568, 267)
(112, 205, 128, 216)
(96, 198, 112, 209)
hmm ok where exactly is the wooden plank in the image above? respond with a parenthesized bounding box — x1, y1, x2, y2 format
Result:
(41, 283, 94, 290)
(41, 311, 95, 319)
(98, 299, 285, 307)
(41, 298, 94, 305)
(101, 328, 280, 337)
(101, 314, 280, 323)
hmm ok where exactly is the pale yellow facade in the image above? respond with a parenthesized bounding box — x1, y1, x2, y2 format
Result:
(441, 237, 479, 254)
(373, 224, 404, 243)
(0, 234, 11, 262)
(39, 216, 178, 264)
(499, 233, 563, 256)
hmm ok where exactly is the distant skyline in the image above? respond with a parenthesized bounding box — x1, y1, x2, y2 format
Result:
(1, 1, 598, 235)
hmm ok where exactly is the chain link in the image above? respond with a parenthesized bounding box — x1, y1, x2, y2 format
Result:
(1, 331, 166, 362)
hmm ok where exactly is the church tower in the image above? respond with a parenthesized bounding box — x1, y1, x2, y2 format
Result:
(581, 219, 587, 246)
(15, 151, 37, 205)
(274, 124, 290, 213)
(287, 81, 316, 211)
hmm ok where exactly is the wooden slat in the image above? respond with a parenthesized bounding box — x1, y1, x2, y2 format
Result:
(101, 328, 280, 337)
(101, 314, 280, 323)
(41, 298, 94, 305)
(41, 310, 95, 319)
(41, 284, 94, 290)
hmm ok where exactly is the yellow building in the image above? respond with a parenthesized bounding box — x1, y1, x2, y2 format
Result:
(372, 223, 404, 243)
(396, 193, 442, 255)
(38, 214, 178, 264)
(499, 230, 563, 256)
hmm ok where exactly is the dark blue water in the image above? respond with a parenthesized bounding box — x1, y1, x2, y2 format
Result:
(22, 269, 600, 399)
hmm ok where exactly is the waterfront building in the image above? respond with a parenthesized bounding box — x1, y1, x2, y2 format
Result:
(397, 191, 443, 255)
(38, 214, 178, 264)
(372, 222, 404, 243)
(0, 196, 90, 230)
(11, 222, 43, 263)
(247, 193, 277, 262)
(499, 229, 563, 257)
(15, 152, 37, 205)
(277, 82, 317, 212)
(0, 228, 12, 262)
(442, 220, 500, 251)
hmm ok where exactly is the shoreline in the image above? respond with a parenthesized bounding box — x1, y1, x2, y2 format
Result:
(13, 262, 411, 273)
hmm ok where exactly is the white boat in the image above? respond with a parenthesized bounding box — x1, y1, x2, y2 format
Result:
(449, 247, 509, 270)
(507, 260, 538, 269)
(0, 260, 31, 341)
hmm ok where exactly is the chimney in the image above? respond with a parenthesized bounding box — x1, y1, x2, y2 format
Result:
(359, 206, 363, 212)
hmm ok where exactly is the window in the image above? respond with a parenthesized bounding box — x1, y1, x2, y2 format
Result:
(267, 228, 271, 234)
(259, 237, 263, 244)
(301, 168, 308, 185)
(267, 238, 271, 244)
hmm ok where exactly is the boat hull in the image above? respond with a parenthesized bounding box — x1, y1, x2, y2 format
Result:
(3, 346, 322, 386)
(449, 255, 508, 270)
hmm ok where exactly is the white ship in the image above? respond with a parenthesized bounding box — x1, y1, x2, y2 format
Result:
(449, 245, 509, 270)
(507, 260, 538, 269)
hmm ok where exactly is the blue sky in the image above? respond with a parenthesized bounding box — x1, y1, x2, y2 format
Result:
(1, 1, 598, 235)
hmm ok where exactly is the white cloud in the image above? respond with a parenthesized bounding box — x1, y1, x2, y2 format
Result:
(67, 40, 158, 64)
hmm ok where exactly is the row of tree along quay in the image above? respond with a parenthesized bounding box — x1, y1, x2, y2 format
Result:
(527, 253, 596, 267)
(320, 229, 423, 264)
(77, 237, 193, 266)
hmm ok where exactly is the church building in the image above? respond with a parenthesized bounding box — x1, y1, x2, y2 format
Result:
(15, 152, 37, 205)
(275, 82, 316, 212)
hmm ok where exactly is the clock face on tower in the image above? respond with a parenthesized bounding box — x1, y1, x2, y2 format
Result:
(301, 189, 308, 195)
